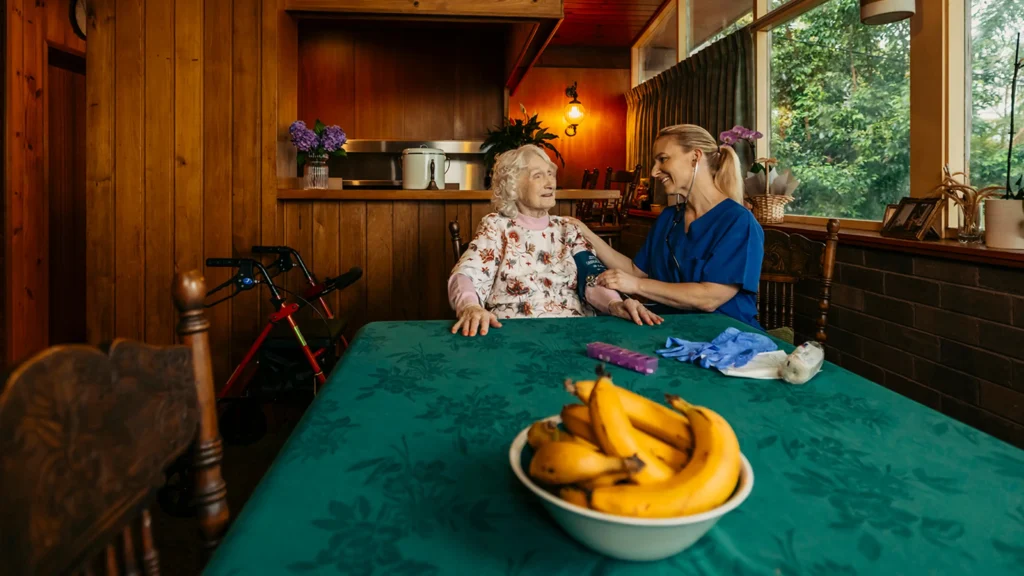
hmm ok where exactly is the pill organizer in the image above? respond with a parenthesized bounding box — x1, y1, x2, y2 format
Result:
(586, 342, 658, 375)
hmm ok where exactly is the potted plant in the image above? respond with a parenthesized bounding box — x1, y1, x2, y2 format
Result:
(984, 33, 1024, 250)
(289, 119, 347, 189)
(720, 125, 800, 224)
(481, 104, 565, 182)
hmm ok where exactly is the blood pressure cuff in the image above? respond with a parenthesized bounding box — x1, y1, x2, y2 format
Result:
(574, 250, 609, 303)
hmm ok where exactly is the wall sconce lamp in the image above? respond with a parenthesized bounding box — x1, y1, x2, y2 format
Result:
(564, 81, 586, 137)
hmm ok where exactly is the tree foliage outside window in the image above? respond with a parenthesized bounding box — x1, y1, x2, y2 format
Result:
(969, 0, 1024, 191)
(770, 0, 910, 221)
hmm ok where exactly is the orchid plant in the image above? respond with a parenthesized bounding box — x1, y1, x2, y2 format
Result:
(289, 119, 347, 168)
(719, 125, 765, 174)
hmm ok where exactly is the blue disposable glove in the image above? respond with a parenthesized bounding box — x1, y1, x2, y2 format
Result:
(656, 328, 777, 370)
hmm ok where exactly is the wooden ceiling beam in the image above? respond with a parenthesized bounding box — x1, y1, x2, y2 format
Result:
(285, 0, 563, 19)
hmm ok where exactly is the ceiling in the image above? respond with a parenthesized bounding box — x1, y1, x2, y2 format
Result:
(551, 0, 667, 47)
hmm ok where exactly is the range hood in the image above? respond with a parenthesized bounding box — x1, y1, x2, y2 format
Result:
(343, 139, 486, 155)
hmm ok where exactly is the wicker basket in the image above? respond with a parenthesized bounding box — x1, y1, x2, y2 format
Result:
(749, 195, 794, 224)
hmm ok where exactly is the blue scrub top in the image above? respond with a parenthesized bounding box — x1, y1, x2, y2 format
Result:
(634, 199, 764, 329)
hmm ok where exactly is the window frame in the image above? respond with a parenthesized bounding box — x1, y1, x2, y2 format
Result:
(631, 0, 967, 234)
(751, 0, 967, 232)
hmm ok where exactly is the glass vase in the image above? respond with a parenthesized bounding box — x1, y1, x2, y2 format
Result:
(958, 202, 982, 244)
(304, 152, 329, 189)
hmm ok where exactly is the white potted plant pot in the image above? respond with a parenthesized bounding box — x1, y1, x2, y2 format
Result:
(984, 198, 1024, 250)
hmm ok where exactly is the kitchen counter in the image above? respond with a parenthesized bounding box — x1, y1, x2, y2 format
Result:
(277, 183, 620, 201)
(273, 180, 621, 328)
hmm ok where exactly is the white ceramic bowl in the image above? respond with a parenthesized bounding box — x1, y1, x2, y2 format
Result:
(509, 416, 754, 562)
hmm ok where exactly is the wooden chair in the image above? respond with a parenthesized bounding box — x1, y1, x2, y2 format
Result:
(449, 220, 469, 261)
(579, 165, 642, 249)
(758, 219, 840, 344)
(575, 168, 600, 218)
(0, 270, 229, 575)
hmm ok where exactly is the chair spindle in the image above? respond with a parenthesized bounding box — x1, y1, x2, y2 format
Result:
(141, 509, 159, 576)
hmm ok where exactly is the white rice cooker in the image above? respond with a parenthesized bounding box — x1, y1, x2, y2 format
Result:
(402, 147, 450, 190)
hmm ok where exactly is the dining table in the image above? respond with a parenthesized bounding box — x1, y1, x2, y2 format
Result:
(203, 314, 1024, 575)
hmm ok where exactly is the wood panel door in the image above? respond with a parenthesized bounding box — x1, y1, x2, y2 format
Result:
(47, 50, 87, 345)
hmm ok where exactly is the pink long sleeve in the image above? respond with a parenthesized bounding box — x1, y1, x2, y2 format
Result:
(448, 273, 481, 316)
(585, 285, 622, 315)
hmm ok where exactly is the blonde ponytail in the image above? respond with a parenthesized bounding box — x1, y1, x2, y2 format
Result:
(713, 144, 744, 204)
(657, 124, 745, 204)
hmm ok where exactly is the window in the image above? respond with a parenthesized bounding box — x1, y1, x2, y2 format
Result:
(690, 0, 752, 55)
(968, 0, 1024, 191)
(769, 0, 910, 220)
(691, 11, 753, 56)
(636, 3, 678, 85)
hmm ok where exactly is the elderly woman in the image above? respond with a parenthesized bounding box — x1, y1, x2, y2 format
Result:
(448, 145, 662, 336)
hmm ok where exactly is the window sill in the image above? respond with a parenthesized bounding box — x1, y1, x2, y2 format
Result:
(763, 222, 1024, 270)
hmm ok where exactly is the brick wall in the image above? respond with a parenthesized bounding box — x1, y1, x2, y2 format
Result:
(793, 245, 1024, 448)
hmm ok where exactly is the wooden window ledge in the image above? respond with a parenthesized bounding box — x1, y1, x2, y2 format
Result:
(763, 222, 1024, 270)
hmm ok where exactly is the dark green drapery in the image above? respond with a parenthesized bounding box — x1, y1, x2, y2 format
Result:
(626, 28, 755, 200)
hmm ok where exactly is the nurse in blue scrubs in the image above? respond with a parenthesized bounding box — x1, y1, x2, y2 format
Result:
(577, 124, 764, 328)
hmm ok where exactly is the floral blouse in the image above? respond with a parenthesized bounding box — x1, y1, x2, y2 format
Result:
(450, 213, 609, 319)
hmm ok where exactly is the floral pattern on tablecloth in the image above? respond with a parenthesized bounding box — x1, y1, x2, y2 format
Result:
(205, 315, 1024, 576)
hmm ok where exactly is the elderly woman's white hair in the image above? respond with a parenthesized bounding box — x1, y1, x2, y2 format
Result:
(490, 144, 558, 218)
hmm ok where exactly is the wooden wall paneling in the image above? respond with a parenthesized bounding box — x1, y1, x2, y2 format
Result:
(44, 0, 86, 54)
(283, 202, 314, 321)
(174, 0, 203, 275)
(7, 0, 27, 361)
(17, 0, 46, 360)
(419, 202, 447, 320)
(297, 20, 355, 129)
(454, 29, 503, 139)
(471, 201, 492, 235)
(47, 63, 87, 345)
(401, 29, 455, 140)
(85, 0, 116, 346)
(144, 0, 176, 346)
(263, 0, 289, 323)
(311, 201, 340, 313)
(339, 202, 367, 338)
(231, 0, 263, 364)
(365, 203, 393, 321)
(352, 29, 402, 139)
(204, 0, 234, 381)
(114, 0, 145, 341)
(392, 202, 420, 320)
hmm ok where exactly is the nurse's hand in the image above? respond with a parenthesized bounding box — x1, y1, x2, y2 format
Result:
(610, 299, 663, 326)
(452, 305, 502, 337)
(596, 269, 642, 295)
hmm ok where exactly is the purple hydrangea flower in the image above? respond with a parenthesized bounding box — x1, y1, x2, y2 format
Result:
(289, 121, 319, 152)
(321, 125, 347, 152)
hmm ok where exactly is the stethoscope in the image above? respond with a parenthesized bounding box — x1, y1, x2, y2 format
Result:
(663, 162, 700, 276)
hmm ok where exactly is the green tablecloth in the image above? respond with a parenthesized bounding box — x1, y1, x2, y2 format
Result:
(205, 315, 1024, 575)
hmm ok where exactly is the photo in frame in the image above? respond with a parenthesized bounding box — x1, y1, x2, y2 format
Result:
(880, 197, 943, 240)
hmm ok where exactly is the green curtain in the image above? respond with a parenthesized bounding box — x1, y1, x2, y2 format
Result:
(626, 28, 754, 202)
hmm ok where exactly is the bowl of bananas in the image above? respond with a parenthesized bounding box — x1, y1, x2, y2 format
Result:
(508, 375, 753, 562)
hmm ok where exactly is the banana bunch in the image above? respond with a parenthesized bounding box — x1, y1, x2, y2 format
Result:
(524, 375, 742, 519)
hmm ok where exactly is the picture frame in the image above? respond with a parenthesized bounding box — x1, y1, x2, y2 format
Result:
(882, 204, 899, 227)
(880, 197, 944, 241)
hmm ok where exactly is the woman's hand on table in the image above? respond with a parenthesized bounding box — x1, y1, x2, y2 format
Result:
(609, 299, 663, 326)
(451, 305, 502, 336)
(596, 269, 642, 295)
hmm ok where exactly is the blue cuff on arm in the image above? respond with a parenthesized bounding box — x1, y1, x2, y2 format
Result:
(574, 251, 609, 303)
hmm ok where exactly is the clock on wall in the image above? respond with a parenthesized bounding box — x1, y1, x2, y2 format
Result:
(70, 0, 87, 41)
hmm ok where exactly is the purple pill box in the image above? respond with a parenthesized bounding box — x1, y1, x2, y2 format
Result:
(586, 342, 658, 375)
